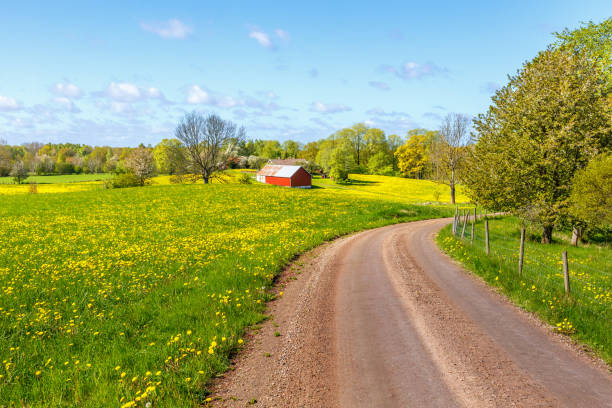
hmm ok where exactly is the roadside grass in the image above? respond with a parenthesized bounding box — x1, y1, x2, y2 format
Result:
(437, 216, 612, 364)
(0, 182, 454, 407)
(313, 174, 470, 204)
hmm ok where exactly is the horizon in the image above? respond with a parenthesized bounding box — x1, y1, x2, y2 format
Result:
(0, 1, 610, 147)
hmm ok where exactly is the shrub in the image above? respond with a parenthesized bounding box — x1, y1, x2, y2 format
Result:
(237, 173, 252, 184)
(104, 173, 141, 189)
(169, 174, 186, 184)
(56, 162, 75, 174)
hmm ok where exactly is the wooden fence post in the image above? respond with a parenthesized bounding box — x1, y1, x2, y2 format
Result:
(518, 227, 525, 276)
(461, 210, 467, 239)
(485, 219, 490, 255)
(563, 250, 570, 294)
(471, 207, 475, 243)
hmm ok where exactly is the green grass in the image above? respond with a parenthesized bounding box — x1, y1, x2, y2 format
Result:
(437, 216, 612, 364)
(0, 173, 113, 184)
(0, 181, 454, 407)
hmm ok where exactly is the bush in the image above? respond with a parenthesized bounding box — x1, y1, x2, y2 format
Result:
(169, 174, 186, 184)
(56, 162, 75, 174)
(237, 173, 252, 184)
(104, 173, 141, 189)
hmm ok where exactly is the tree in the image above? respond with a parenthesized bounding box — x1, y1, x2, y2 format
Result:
(124, 147, 157, 186)
(260, 140, 282, 159)
(153, 138, 185, 174)
(174, 112, 245, 184)
(338, 123, 368, 166)
(431, 113, 470, 204)
(10, 160, 28, 184)
(298, 141, 319, 163)
(0, 145, 11, 176)
(363, 127, 388, 165)
(282, 140, 301, 158)
(569, 153, 612, 227)
(555, 18, 612, 86)
(328, 139, 355, 182)
(395, 134, 428, 178)
(367, 151, 393, 175)
(468, 46, 611, 243)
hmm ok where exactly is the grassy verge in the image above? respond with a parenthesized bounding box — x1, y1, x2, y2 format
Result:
(437, 216, 612, 364)
(0, 182, 453, 407)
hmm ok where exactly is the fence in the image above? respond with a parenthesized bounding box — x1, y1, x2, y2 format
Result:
(450, 209, 612, 312)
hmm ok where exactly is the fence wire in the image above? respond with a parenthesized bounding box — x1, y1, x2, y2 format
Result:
(450, 215, 612, 317)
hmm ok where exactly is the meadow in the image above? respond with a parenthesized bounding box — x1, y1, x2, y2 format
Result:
(0, 173, 114, 184)
(437, 216, 612, 364)
(313, 174, 469, 203)
(0, 179, 455, 407)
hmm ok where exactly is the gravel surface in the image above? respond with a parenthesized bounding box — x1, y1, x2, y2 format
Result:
(210, 218, 612, 407)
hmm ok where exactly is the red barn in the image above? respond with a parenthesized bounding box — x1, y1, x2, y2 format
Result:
(256, 165, 312, 188)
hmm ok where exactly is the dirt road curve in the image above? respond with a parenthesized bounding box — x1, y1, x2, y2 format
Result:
(211, 218, 612, 407)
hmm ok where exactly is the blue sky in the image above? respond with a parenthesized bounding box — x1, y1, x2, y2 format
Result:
(0, 1, 610, 146)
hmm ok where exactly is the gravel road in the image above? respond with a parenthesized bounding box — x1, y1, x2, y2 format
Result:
(211, 218, 612, 407)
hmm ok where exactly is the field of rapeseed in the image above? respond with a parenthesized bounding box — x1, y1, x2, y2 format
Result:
(0, 182, 453, 407)
(437, 216, 612, 364)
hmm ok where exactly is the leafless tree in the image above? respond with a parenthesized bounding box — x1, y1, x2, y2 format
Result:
(125, 147, 157, 186)
(431, 113, 471, 204)
(10, 160, 28, 184)
(0, 138, 7, 145)
(174, 111, 245, 183)
(22, 142, 44, 155)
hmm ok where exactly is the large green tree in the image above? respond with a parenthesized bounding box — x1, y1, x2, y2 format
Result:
(468, 45, 611, 243)
(569, 153, 612, 227)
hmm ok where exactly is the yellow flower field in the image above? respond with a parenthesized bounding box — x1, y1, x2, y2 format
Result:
(0, 180, 454, 407)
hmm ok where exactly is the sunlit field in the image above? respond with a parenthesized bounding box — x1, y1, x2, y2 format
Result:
(0, 173, 236, 195)
(0, 181, 454, 407)
(313, 174, 469, 204)
(437, 216, 612, 364)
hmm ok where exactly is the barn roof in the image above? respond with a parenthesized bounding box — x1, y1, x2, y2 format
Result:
(257, 164, 304, 178)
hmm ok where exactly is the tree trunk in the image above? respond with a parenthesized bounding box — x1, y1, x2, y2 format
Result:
(450, 184, 456, 205)
(202, 174, 209, 184)
(541, 225, 553, 244)
(571, 226, 582, 246)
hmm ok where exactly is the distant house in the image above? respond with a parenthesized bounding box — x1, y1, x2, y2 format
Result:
(256, 164, 312, 188)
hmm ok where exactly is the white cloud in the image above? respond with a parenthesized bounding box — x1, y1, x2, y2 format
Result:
(369, 81, 390, 91)
(144, 87, 163, 99)
(52, 97, 81, 113)
(185, 85, 281, 112)
(140, 19, 193, 39)
(106, 82, 142, 102)
(382, 61, 448, 80)
(0, 96, 20, 111)
(53, 82, 82, 99)
(366, 108, 410, 118)
(249, 30, 273, 49)
(275, 29, 290, 41)
(310, 101, 351, 114)
(186, 85, 212, 104)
